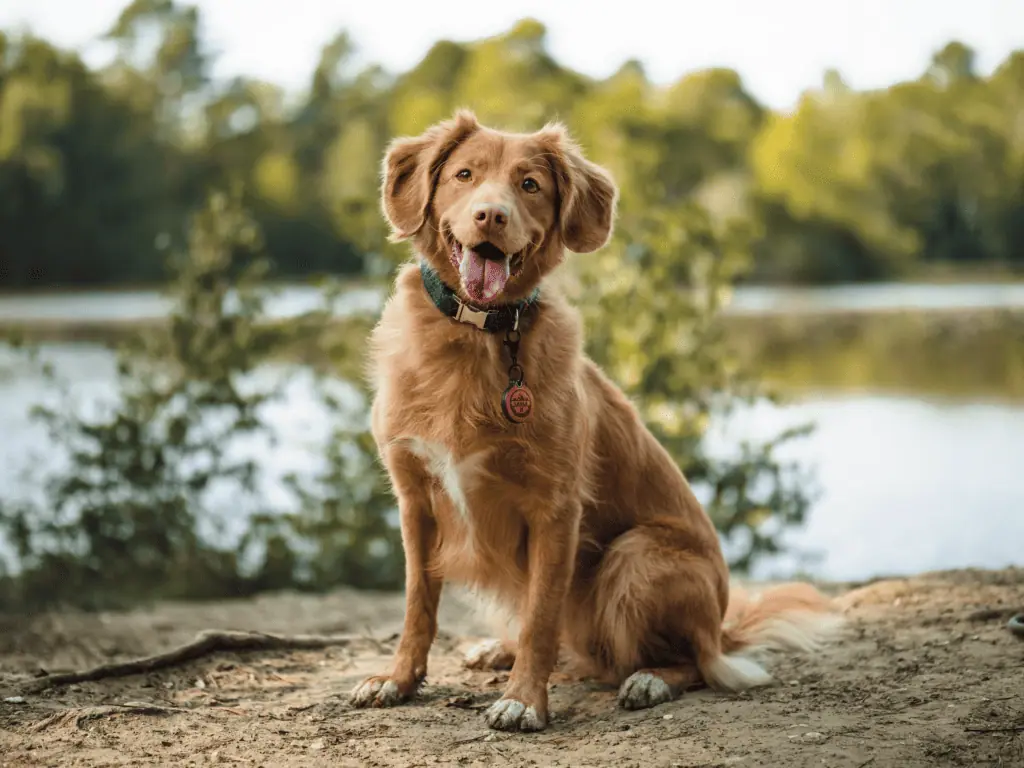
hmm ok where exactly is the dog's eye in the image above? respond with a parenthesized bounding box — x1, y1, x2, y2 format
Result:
(455, 169, 472, 181)
(522, 177, 540, 194)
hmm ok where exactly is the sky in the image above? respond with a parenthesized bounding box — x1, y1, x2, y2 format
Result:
(1, 0, 1022, 110)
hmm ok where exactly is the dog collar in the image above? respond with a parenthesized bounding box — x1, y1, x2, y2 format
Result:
(419, 261, 539, 334)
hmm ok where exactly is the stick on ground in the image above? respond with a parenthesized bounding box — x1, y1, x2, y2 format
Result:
(8, 629, 358, 696)
(29, 703, 188, 732)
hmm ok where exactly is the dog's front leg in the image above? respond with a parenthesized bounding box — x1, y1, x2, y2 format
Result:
(351, 449, 441, 708)
(485, 503, 580, 732)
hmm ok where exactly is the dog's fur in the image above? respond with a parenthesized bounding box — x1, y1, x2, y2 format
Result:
(351, 111, 843, 731)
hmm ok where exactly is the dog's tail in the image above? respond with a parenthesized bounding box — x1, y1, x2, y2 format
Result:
(698, 582, 845, 692)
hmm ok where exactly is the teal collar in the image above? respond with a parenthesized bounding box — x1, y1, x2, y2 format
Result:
(419, 262, 539, 333)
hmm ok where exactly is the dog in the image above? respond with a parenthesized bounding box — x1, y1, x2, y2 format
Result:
(351, 110, 842, 732)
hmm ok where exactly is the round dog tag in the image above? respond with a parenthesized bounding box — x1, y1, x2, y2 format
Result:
(502, 382, 534, 424)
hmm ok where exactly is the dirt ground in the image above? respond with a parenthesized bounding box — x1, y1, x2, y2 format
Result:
(1, 568, 1022, 768)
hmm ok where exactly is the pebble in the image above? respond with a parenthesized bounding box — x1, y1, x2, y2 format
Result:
(3, 696, 26, 704)
(789, 731, 827, 744)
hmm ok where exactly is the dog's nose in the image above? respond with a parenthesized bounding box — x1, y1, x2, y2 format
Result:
(472, 203, 509, 231)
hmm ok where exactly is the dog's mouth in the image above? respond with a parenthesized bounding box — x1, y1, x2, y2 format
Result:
(448, 235, 526, 304)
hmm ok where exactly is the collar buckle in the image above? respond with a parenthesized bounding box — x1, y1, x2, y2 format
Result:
(454, 299, 490, 330)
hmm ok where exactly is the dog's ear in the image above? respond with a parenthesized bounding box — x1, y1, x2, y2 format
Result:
(537, 123, 618, 254)
(381, 110, 480, 240)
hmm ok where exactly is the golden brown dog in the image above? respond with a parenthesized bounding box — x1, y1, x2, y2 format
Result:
(351, 110, 842, 732)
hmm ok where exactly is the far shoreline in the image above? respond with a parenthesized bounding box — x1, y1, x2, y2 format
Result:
(2, 269, 1024, 300)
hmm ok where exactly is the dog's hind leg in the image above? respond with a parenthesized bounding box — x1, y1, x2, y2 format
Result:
(564, 518, 731, 711)
(464, 638, 517, 670)
(616, 664, 703, 710)
(461, 592, 519, 670)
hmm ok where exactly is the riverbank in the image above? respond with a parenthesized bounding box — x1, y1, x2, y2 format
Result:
(1, 567, 1022, 767)
(731, 307, 1024, 401)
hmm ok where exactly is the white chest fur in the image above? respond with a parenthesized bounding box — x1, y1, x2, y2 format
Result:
(406, 438, 487, 524)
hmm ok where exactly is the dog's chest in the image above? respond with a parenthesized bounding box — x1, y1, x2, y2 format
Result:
(405, 435, 529, 591)
(406, 438, 488, 525)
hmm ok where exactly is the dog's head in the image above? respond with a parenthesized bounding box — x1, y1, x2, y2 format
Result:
(381, 110, 618, 306)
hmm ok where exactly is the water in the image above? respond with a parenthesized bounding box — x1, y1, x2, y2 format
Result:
(3, 281, 1024, 323)
(0, 344, 360, 526)
(704, 396, 1024, 581)
(726, 282, 1024, 315)
(2, 343, 1021, 583)
(0, 285, 383, 323)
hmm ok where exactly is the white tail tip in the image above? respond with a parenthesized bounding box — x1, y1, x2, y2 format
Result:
(702, 653, 774, 692)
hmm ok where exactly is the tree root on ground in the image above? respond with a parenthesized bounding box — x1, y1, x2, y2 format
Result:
(6, 629, 358, 697)
(29, 703, 188, 731)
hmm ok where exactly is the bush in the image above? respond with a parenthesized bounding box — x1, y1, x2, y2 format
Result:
(575, 203, 813, 570)
(0, 191, 397, 611)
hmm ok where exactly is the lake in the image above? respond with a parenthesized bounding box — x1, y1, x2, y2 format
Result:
(4, 281, 1024, 323)
(2, 338, 1021, 584)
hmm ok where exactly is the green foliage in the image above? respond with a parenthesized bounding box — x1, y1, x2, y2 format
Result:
(0, 33, 176, 286)
(3, 13, 1023, 288)
(0, 191, 273, 608)
(277, 391, 401, 592)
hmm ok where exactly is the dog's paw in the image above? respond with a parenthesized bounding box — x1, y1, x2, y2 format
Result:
(485, 696, 547, 732)
(464, 639, 516, 671)
(350, 676, 408, 708)
(617, 671, 675, 711)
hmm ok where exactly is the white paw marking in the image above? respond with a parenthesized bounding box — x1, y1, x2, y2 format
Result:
(350, 677, 403, 708)
(617, 671, 674, 711)
(520, 705, 545, 732)
(378, 680, 400, 704)
(485, 697, 546, 732)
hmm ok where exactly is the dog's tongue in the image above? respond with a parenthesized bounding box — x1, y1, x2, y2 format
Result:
(460, 247, 510, 303)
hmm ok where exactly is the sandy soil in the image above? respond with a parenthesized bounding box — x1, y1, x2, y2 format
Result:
(1, 568, 1022, 768)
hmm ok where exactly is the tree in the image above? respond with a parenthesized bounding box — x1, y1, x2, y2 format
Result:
(927, 41, 977, 88)
(0, 35, 174, 287)
(105, 0, 210, 137)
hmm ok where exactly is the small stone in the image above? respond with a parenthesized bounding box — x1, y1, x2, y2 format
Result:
(3, 696, 25, 704)
(663, 714, 674, 720)
(789, 731, 827, 744)
(309, 738, 325, 751)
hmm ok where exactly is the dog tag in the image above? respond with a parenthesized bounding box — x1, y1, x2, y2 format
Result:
(502, 382, 534, 424)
